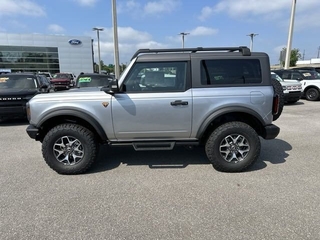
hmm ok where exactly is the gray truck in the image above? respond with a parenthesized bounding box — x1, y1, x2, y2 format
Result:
(26, 47, 282, 174)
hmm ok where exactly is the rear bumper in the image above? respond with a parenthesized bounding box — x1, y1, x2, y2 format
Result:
(262, 124, 280, 140)
(26, 125, 39, 140)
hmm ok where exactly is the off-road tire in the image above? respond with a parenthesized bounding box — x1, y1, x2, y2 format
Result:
(305, 88, 319, 101)
(205, 121, 261, 172)
(271, 79, 284, 121)
(42, 123, 98, 174)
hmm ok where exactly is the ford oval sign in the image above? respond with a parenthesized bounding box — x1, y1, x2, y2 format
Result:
(68, 39, 82, 46)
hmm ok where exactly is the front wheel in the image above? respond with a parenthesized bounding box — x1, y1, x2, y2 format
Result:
(42, 123, 98, 174)
(305, 88, 319, 101)
(205, 122, 261, 172)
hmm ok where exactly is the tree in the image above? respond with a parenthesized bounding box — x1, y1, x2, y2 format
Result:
(281, 47, 302, 67)
(93, 62, 127, 74)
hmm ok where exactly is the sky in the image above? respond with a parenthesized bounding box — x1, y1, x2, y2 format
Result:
(0, 0, 319, 66)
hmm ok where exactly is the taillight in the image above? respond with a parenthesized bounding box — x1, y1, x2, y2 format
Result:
(273, 95, 279, 115)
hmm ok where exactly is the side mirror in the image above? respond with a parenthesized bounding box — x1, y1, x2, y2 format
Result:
(102, 79, 119, 95)
(109, 79, 119, 93)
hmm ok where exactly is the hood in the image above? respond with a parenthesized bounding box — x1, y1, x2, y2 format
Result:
(30, 88, 112, 103)
(280, 81, 301, 87)
(68, 87, 102, 92)
(300, 79, 320, 84)
(0, 88, 38, 96)
(51, 78, 71, 82)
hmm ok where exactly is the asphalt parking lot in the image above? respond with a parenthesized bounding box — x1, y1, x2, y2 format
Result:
(1, 99, 320, 240)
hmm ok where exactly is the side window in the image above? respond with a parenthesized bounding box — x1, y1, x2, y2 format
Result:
(201, 59, 262, 85)
(291, 73, 301, 80)
(122, 61, 187, 93)
(282, 72, 290, 79)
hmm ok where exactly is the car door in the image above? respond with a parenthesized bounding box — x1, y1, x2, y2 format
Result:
(111, 61, 192, 140)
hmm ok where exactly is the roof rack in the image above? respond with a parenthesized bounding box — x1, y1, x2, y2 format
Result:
(131, 46, 251, 60)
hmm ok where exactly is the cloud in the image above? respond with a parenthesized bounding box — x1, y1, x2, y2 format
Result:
(274, 45, 286, 53)
(213, 0, 290, 17)
(144, 0, 180, 15)
(198, 6, 214, 22)
(119, 0, 180, 16)
(118, 27, 153, 43)
(0, 0, 46, 17)
(295, 11, 320, 30)
(91, 25, 219, 63)
(92, 27, 152, 43)
(90, 26, 165, 63)
(188, 26, 218, 36)
(72, 0, 98, 7)
(199, 0, 320, 21)
(48, 24, 65, 33)
(118, 0, 141, 14)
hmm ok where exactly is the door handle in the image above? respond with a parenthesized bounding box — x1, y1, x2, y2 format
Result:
(170, 100, 188, 106)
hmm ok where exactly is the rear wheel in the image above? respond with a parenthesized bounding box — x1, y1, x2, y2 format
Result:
(42, 123, 98, 174)
(205, 122, 261, 172)
(305, 88, 319, 101)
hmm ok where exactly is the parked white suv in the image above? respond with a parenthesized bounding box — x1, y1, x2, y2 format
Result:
(271, 72, 302, 104)
(273, 69, 320, 101)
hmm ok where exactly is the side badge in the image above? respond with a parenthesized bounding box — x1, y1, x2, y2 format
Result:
(102, 102, 109, 108)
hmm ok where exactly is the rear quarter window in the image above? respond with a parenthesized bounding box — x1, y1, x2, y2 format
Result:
(201, 59, 262, 85)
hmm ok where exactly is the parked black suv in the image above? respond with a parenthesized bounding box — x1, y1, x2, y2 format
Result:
(0, 73, 51, 121)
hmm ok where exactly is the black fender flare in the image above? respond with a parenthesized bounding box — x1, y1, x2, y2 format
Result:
(196, 106, 265, 139)
(36, 109, 108, 141)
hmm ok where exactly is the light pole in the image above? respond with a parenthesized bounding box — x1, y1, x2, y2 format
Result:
(284, 0, 297, 69)
(247, 33, 258, 51)
(179, 32, 189, 49)
(92, 27, 104, 73)
(111, 0, 120, 79)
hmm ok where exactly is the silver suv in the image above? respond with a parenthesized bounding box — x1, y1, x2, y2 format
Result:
(26, 47, 282, 174)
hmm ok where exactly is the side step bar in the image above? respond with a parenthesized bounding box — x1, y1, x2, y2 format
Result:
(133, 142, 175, 151)
(109, 141, 199, 151)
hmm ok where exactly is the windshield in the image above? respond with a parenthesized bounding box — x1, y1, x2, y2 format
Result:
(0, 75, 37, 89)
(271, 72, 283, 82)
(76, 75, 112, 87)
(52, 73, 70, 79)
(41, 73, 51, 78)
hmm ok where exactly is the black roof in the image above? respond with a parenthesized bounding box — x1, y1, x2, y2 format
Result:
(131, 46, 251, 60)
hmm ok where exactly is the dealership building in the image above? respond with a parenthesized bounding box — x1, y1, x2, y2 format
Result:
(0, 33, 94, 76)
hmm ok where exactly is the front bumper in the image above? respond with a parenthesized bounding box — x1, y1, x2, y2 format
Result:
(0, 106, 26, 118)
(53, 85, 70, 89)
(284, 92, 303, 102)
(261, 124, 280, 140)
(26, 125, 39, 140)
